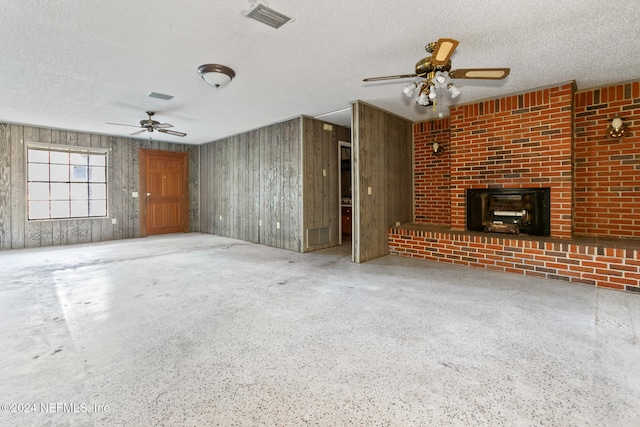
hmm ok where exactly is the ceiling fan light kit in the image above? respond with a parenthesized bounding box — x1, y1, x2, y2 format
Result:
(197, 64, 236, 88)
(364, 38, 510, 115)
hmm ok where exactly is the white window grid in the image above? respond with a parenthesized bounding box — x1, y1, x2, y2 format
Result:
(26, 143, 109, 221)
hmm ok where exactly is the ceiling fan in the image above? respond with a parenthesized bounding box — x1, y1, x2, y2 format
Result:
(106, 111, 187, 137)
(363, 38, 510, 108)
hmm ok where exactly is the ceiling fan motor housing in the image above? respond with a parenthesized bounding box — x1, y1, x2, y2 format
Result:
(415, 57, 452, 76)
(140, 119, 160, 127)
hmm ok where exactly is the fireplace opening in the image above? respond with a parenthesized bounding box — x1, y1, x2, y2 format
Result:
(466, 188, 550, 236)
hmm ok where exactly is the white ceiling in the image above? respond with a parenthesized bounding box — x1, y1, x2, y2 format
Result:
(2, 0, 639, 145)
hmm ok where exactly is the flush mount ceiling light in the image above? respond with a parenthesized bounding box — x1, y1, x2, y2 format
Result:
(197, 64, 235, 88)
(244, 3, 291, 29)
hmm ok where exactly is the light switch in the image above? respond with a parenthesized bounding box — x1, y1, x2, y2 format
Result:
(132, 192, 138, 198)
(368, 186, 372, 195)
(323, 169, 326, 176)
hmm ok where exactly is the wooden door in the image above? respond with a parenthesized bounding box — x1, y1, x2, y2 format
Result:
(139, 149, 189, 236)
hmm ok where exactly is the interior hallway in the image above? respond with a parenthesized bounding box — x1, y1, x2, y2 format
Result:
(1, 233, 639, 426)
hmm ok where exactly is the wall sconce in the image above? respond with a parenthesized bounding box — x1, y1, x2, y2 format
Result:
(607, 115, 629, 139)
(432, 142, 444, 156)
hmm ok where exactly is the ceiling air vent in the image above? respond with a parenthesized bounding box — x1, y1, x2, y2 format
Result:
(147, 92, 174, 101)
(245, 4, 291, 29)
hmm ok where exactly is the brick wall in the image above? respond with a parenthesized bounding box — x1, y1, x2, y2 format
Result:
(406, 80, 640, 293)
(574, 82, 640, 238)
(389, 227, 640, 293)
(448, 83, 575, 238)
(414, 118, 450, 225)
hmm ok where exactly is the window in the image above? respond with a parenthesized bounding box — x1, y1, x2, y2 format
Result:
(27, 145, 108, 220)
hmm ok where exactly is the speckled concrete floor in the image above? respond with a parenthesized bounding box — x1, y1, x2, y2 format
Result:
(1, 233, 639, 426)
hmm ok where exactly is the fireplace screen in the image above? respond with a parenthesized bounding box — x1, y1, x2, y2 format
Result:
(466, 188, 550, 236)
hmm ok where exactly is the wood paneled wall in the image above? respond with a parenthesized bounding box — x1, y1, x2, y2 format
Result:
(302, 116, 351, 251)
(0, 122, 199, 250)
(200, 131, 261, 244)
(352, 102, 413, 263)
(199, 116, 350, 253)
(200, 118, 303, 251)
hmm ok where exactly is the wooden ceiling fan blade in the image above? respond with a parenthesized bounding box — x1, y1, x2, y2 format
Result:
(130, 129, 146, 136)
(363, 73, 421, 82)
(106, 122, 141, 128)
(153, 123, 174, 129)
(157, 129, 186, 137)
(430, 38, 459, 66)
(449, 68, 511, 79)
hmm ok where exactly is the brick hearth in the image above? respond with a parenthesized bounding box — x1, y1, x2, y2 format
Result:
(389, 225, 640, 293)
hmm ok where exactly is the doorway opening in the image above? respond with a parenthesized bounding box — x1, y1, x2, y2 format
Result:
(338, 141, 352, 245)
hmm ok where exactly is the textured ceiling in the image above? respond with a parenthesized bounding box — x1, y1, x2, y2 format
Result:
(1, 0, 639, 145)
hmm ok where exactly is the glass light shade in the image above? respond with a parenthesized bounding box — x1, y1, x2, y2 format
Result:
(612, 117, 623, 130)
(417, 93, 430, 106)
(202, 73, 232, 88)
(197, 64, 235, 88)
(403, 84, 416, 97)
(433, 71, 450, 88)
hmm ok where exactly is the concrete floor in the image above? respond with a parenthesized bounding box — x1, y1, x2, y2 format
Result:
(1, 233, 639, 427)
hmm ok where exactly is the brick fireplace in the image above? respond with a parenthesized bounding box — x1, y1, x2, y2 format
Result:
(449, 83, 574, 239)
(466, 187, 550, 236)
(391, 80, 640, 293)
